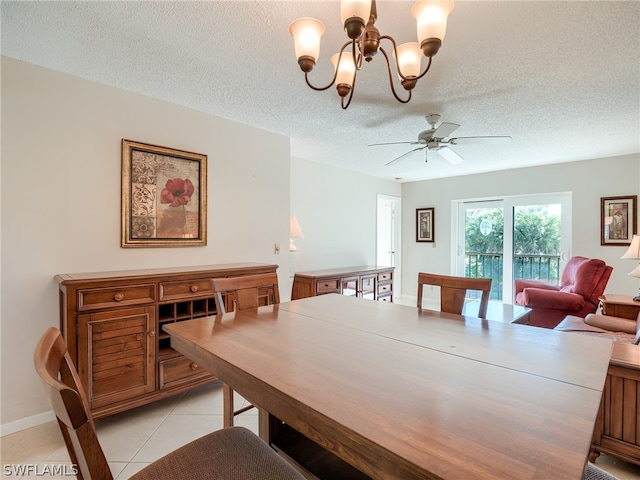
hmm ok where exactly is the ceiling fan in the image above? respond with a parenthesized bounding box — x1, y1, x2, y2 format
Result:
(369, 114, 512, 166)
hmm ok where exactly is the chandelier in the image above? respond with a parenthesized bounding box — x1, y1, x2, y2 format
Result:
(289, 0, 454, 109)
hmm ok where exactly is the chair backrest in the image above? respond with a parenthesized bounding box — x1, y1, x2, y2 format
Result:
(417, 272, 492, 319)
(34, 327, 113, 480)
(211, 272, 280, 314)
(560, 256, 613, 306)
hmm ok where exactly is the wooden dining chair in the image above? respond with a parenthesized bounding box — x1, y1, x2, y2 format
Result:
(417, 272, 492, 319)
(210, 272, 280, 427)
(34, 326, 304, 480)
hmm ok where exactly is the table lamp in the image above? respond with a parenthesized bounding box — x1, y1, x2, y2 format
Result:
(621, 234, 640, 301)
(289, 216, 304, 278)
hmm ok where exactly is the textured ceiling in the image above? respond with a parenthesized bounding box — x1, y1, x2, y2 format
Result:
(2, 1, 639, 182)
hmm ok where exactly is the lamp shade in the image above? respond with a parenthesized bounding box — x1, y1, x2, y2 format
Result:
(289, 18, 326, 62)
(331, 52, 356, 87)
(290, 216, 304, 239)
(412, 0, 454, 44)
(340, 0, 372, 27)
(629, 264, 640, 279)
(394, 42, 423, 78)
(621, 234, 640, 259)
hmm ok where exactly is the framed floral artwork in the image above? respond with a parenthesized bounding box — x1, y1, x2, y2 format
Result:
(601, 195, 637, 246)
(416, 207, 434, 243)
(121, 139, 207, 247)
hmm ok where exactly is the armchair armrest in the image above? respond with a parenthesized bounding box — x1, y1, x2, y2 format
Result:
(514, 279, 560, 295)
(519, 288, 586, 311)
(585, 313, 637, 334)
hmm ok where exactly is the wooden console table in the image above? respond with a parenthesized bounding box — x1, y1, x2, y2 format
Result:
(599, 294, 640, 320)
(291, 266, 393, 302)
(55, 263, 278, 418)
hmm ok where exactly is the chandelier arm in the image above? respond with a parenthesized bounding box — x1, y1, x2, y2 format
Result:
(353, 39, 364, 71)
(379, 47, 411, 104)
(379, 35, 434, 82)
(303, 41, 354, 92)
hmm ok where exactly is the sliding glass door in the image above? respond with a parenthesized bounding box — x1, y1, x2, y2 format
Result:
(455, 193, 571, 303)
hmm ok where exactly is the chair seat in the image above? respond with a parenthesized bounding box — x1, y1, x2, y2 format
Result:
(131, 426, 304, 480)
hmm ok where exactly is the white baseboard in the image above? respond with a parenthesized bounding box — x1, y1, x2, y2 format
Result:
(0, 410, 55, 437)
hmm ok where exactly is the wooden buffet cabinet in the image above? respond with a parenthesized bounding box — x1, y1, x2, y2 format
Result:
(291, 266, 394, 302)
(55, 263, 278, 418)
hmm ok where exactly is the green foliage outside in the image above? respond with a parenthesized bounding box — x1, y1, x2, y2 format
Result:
(465, 206, 562, 300)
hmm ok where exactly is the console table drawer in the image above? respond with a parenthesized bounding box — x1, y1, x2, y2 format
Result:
(379, 272, 392, 282)
(159, 279, 214, 301)
(316, 279, 340, 294)
(78, 284, 156, 311)
(378, 283, 392, 295)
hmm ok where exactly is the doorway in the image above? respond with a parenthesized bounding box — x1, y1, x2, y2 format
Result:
(377, 194, 401, 298)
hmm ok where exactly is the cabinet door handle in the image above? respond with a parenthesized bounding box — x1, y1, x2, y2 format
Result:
(149, 330, 155, 337)
(190, 362, 199, 371)
(190, 285, 198, 292)
(114, 292, 125, 302)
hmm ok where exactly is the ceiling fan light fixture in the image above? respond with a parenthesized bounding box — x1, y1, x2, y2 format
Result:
(289, 0, 454, 109)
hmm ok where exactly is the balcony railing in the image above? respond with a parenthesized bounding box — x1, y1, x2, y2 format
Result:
(465, 253, 561, 301)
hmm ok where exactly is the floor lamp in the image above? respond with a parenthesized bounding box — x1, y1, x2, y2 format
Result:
(621, 234, 640, 301)
(290, 216, 304, 278)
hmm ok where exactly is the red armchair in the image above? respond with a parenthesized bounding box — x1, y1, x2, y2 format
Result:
(514, 256, 613, 329)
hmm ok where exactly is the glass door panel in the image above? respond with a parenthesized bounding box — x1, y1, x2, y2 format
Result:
(461, 203, 504, 301)
(342, 278, 358, 297)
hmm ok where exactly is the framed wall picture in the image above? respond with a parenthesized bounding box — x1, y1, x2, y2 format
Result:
(416, 207, 434, 243)
(122, 139, 207, 247)
(601, 195, 637, 246)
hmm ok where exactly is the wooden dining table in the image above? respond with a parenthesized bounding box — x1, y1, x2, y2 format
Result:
(164, 294, 613, 480)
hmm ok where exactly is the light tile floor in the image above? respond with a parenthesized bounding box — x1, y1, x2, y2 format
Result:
(2, 381, 639, 479)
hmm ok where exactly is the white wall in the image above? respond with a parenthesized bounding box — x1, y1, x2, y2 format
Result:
(1, 57, 403, 433)
(290, 157, 401, 273)
(0, 58, 292, 429)
(401, 154, 640, 299)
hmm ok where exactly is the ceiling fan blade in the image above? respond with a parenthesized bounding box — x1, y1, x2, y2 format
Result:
(385, 146, 426, 166)
(449, 136, 512, 145)
(432, 122, 460, 139)
(438, 146, 464, 165)
(369, 141, 421, 147)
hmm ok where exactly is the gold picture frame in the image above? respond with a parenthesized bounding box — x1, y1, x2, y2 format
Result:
(600, 195, 637, 246)
(122, 139, 207, 247)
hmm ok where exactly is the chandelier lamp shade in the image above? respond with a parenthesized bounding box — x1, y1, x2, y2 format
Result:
(288, 0, 454, 109)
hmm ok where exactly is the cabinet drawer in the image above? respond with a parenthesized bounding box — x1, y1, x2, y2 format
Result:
(378, 294, 393, 303)
(159, 355, 213, 389)
(78, 284, 155, 311)
(378, 283, 392, 295)
(159, 279, 214, 301)
(316, 279, 340, 294)
(378, 272, 393, 282)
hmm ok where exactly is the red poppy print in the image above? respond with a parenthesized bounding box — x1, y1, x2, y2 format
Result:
(160, 178, 194, 207)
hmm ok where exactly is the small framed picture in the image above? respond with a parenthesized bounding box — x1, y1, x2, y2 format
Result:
(122, 139, 207, 247)
(416, 208, 434, 243)
(601, 195, 637, 246)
